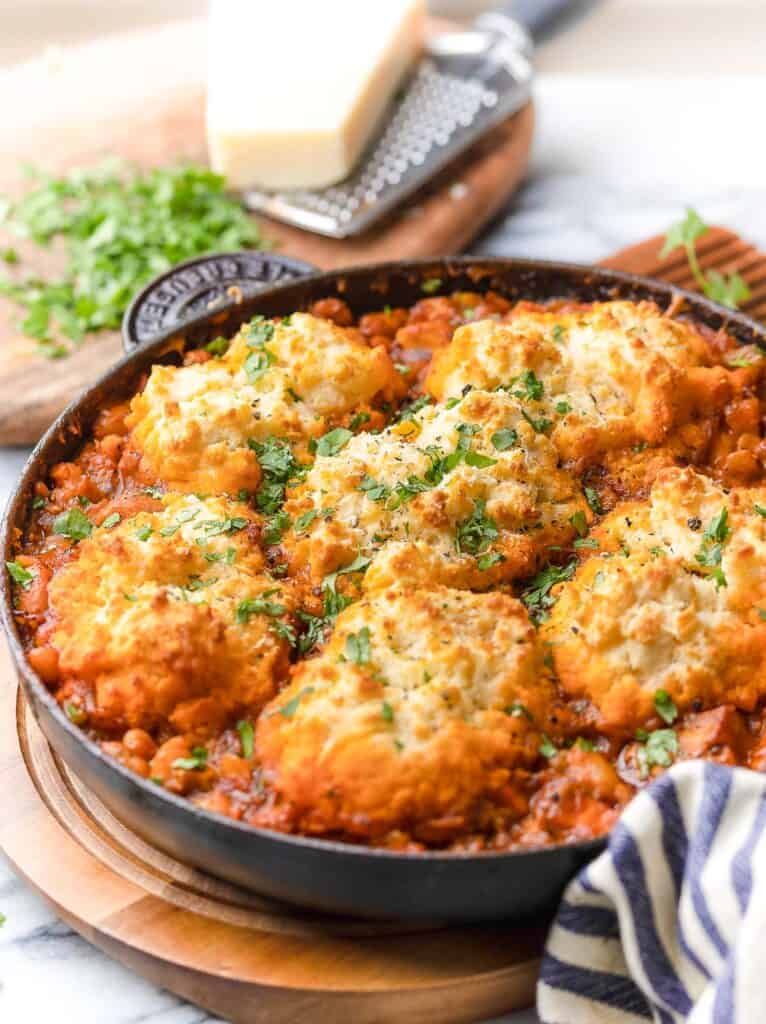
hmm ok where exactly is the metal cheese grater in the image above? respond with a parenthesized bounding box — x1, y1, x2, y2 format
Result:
(242, 1, 572, 239)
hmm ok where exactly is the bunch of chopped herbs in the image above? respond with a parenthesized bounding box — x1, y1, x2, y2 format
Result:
(0, 162, 267, 358)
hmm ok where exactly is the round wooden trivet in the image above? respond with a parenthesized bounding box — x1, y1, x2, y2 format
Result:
(0, 640, 542, 1023)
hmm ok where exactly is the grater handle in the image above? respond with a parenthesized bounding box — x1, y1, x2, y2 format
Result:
(121, 251, 318, 354)
(496, 0, 575, 40)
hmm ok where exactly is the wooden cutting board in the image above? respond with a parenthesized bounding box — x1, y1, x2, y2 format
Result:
(0, 16, 534, 445)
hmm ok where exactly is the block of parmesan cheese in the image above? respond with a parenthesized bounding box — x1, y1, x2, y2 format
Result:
(206, 0, 425, 192)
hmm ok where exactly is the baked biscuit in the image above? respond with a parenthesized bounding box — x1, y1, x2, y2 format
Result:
(284, 387, 587, 589)
(425, 301, 731, 466)
(127, 313, 401, 494)
(543, 467, 766, 727)
(48, 493, 294, 734)
(256, 584, 551, 841)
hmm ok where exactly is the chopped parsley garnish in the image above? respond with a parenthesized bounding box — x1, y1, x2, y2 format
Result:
(654, 688, 678, 725)
(491, 428, 518, 451)
(316, 427, 353, 457)
(236, 593, 286, 624)
(296, 610, 328, 654)
(455, 499, 499, 556)
(387, 474, 431, 509)
(243, 319, 277, 379)
(242, 318, 276, 379)
(102, 512, 121, 529)
(521, 409, 552, 434)
(539, 735, 557, 759)
(583, 487, 603, 515)
(32, 496, 46, 509)
(510, 370, 545, 402)
(249, 436, 297, 481)
(261, 510, 290, 546)
(248, 436, 305, 539)
(506, 702, 532, 719)
(395, 394, 432, 422)
(358, 475, 391, 503)
(135, 525, 153, 541)
(569, 510, 588, 537)
(271, 619, 298, 646)
(755, 504, 766, 518)
(574, 537, 599, 549)
(323, 553, 372, 594)
(421, 277, 442, 294)
(381, 700, 394, 723)
(555, 400, 572, 415)
(159, 507, 199, 537)
(637, 728, 678, 777)
(246, 316, 275, 346)
(464, 450, 497, 469)
(695, 507, 731, 588)
(477, 551, 505, 571)
(0, 163, 266, 359)
(64, 700, 87, 725)
(6, 560, 34, 588)
(445, 396, 461, 409)
(52, 507, 93, 541)
(244, 348, 276, 381)
(196, 516, 248, 538)
(172, 746, 208, 772)
(279, 686, 315, 718)
(203, 547, 236, 565)
(236, 719, 254, 758)
(551, 324, 566, 343)
(205, 336, 229, 356)
(521, 560, 577, 623)
(574, 737, 595, 751)
(350, 410, 372, 430)
(294, 507, 334, 533)
(345, 626, 371, 665)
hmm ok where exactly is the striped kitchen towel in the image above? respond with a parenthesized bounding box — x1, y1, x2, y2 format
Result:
(537, 761, 766, 1023)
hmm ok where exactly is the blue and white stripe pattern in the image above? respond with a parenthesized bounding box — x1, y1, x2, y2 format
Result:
(538, 762, 766, 1023)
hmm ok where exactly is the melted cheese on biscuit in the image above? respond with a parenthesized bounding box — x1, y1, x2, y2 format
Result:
(127, 313, 401, 495)
(543, 467, 766, 727)
(255, 584, 550, 840)
(425, 301, 725, 465)
(284, 388, 587, 589)
(48, 493, 294, 733)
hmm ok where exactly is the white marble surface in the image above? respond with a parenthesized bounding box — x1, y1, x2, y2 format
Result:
(2, 57, 766, 1024)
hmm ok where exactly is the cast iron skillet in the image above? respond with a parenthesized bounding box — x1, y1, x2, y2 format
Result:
(3, 254, 765, 922)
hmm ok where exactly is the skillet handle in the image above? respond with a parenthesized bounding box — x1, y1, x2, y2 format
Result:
(121, 251, 318, 354)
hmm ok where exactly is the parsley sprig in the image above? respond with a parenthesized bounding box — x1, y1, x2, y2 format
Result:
(0, 163, 267, 358)
(660, 208, 750, 309)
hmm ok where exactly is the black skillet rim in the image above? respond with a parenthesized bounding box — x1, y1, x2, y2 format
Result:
(2, 254, 764, 867)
